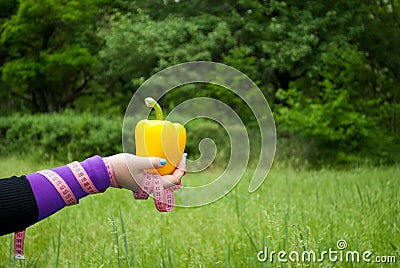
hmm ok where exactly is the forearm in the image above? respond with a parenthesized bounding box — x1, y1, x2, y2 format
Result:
(0, 153, 184, 236)
(27, 155, 110, 221)
(0, 155, 112, 236)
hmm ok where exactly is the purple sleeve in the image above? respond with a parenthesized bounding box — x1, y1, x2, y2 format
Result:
(26, 155, 110, 221)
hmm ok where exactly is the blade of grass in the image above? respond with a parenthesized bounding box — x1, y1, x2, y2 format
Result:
(100, 240, 107, 267)
(29, 253, 41, 268)
(141, 246, 145, 268)
(355, 183, 364, 203)
(169, 248, 177, 268)
(55, 226, 61, 268)
(119, 208, 131, 268)
(130, 232, 137, 268)
(160, 234, 166, 268)
(9, 234, 13, 268)
(111, 214, 122, 268)
(284, 210, 288, 251)
(234, 193, 258, 252)
(224, 245, 231, 268)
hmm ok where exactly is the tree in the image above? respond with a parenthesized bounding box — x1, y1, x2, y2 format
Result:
(1, 0, 100, 112)
(271, 0, 400, 163)
(91, 0, 399, 164)
(94, 10, 234, 113)
(1, 0, 398, 163)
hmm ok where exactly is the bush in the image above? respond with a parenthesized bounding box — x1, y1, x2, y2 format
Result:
(184, 119, 230, 162)
(0, 113, 234, 166)
(274, 85, 399, 166)
(0, 112, 122, 162)
(273, 41, 400, 166)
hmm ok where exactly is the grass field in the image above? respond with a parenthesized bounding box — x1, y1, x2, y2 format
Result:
(0, 156, 399, 267)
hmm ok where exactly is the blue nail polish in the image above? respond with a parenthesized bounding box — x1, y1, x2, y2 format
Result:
(184, 153, 188, 158)
(160, 158, 167, 165)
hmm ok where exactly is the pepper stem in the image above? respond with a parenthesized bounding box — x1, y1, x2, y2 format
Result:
(144, 97, 164, 120)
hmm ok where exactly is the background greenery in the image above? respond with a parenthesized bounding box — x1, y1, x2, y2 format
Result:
(1, 2, 399, 267)
(1, 0, 399, 165)
(0, 157, 398, 267)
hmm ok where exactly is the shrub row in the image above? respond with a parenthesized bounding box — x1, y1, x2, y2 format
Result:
(4, 112, 391, 167)
(0, 112, 123, 162)
(0, 113, 233, 164)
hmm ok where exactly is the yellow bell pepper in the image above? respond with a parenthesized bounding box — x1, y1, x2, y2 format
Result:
(135, 97, 186, 175)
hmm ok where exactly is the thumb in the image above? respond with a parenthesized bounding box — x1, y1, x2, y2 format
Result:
(130, 155, 165, 170)
(176, 153, 187, 172)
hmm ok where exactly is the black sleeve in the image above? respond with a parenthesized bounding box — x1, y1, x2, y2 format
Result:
(0, 175, 39, 236)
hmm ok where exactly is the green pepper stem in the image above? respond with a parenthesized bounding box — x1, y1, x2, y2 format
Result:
(144, 97, 164, 120)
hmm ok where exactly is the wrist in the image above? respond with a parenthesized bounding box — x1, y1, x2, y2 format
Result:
(106, 153, 140, 192)
(103, 156, 121, 188)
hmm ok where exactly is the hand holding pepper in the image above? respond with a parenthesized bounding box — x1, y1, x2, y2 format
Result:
(108, 152, 186, 192)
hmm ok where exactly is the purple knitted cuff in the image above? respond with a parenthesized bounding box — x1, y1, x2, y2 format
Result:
(26, 155, 110, 221)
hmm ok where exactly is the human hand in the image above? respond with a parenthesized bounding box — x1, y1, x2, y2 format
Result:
(108, 153, 186, 192)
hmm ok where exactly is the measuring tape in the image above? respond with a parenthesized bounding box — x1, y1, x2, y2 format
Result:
(13, 230, 26, 260)
(103, 157, 122, 189)
(14, 162, 98, 259)
(14, 159, 181, 259)
(133, 172, 182, 212)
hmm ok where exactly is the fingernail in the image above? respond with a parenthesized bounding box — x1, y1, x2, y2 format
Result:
(184, 153, 188, 158)
(160, 158, 167, 165)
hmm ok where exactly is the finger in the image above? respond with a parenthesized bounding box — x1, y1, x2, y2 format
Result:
(176, 154, 187, 172)
(162, 174, 180, 188)
(129, 155, 166, 170)
(162, 154, 187, 187)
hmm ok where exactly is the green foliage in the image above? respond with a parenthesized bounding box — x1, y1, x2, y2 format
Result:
(0, 112, 122, 162)
(0, 0, 399, 165)
(184, 119, 230, 162)
(94, 11, 234, 112)
(0, 0, 17, 19)
(275, 41, 399, 165)
(0, 112, 235, 164)
(0, 0, 100, 112)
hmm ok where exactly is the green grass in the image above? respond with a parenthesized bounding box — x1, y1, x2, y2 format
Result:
(0, 156, 399, 267)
